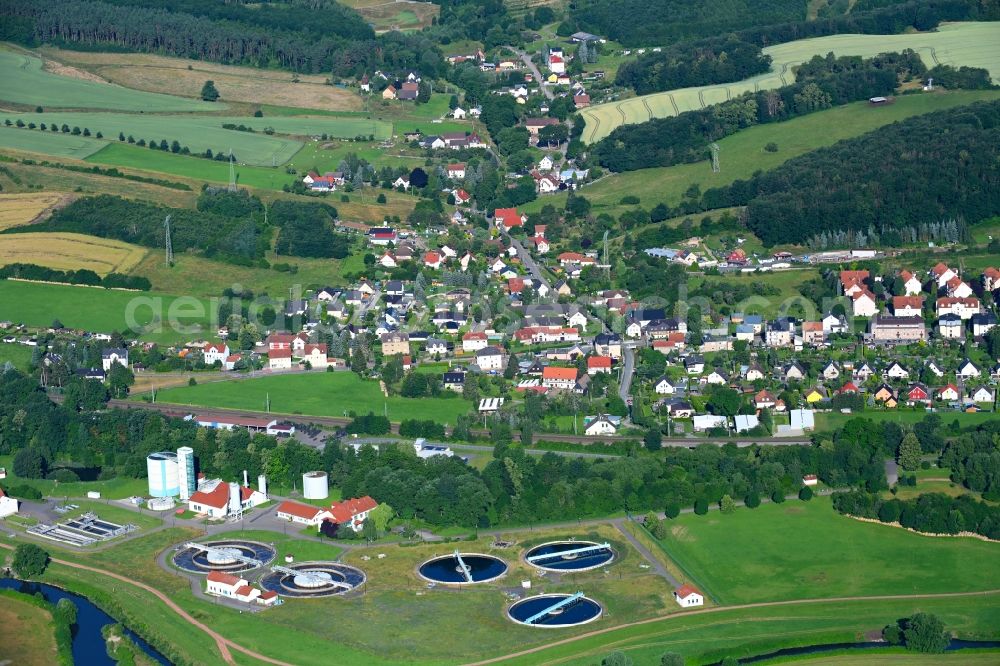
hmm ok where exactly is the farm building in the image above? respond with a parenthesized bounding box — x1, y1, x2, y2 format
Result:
(674, 585, 704, 607)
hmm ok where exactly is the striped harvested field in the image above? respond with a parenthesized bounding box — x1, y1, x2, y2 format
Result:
(581, 21, 1000, 142)
(0, 193, 67, 230)
(0, 232, 147, 275)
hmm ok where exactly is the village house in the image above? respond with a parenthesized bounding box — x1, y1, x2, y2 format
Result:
(936, 297, 981, 320)
(476, 346, 505, 372)
(869, 315, 928, 344)
(938, 313, 963, 339)
(587, 355, 612, 375)
(542, 366, 579, 390)
(381, 332, 410, 356)
(930, 262, 956, 288)
(268, 348, 293, 371)
(892, 296, 924, 318)
(301, 344, 328, 369)
(203, 342, 230, 366)
(584, 414, 620, 436)
(899, 270, 923, 295)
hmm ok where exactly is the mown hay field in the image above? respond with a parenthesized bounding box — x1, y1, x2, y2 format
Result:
(0, 232, 148, 275)
(0, 192, 66, 230)
(356, 1, 440, 31)
(0, 112, 392, 166)
(36, 47, 364, 112)
(581, 21, 1000, 142)
(0, 49, 221, 112)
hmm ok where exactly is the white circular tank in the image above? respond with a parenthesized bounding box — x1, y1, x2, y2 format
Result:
(147, 452, 179, 497)
(302, 471, 329, 500)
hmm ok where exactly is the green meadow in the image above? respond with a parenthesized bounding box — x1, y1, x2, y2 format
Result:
(0, 280, 212, 342)
(581, 21, 1000, 142)
(0, 112, 392, 166)
(144, 371, 472, 423)
(655, 496, 1000, 605)
(527, 89, 1000, 216)
(0, 49, 222, 112)
(0, 125, 107, 159)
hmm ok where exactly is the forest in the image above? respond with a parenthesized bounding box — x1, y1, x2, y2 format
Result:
(0, 0, 443, 77)
(832, 490, 1000, 539)
(700, 100, 1000, 245)
(568, 0, 994, 48)
(615, 36, 771, 95)
(596, 51, 936, 171)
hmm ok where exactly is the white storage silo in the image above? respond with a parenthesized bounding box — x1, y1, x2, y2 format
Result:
(176, 446, 195, 501)
(302, 471, 329, 500)
(258, 474, 268, 498)
(228, 482, 242, 516)
(146, 452, 179, 498)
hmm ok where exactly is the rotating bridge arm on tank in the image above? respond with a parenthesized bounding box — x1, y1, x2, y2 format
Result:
(453, 550, 474, 583)
(270, 565, 353, 590)
(526, 543, 612, 563)
(183, 542, 264, 568)
(523, 592, 585, 624)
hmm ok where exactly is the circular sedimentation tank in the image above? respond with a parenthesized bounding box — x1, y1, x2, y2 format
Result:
(172, 540, 276, 574)
(524, 541, 615, 572)
(259, 562, 366, 598)
(507, 594, 603, 627)
(418, 553, 508, 585)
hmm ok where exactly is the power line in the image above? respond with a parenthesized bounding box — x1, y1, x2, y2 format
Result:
(164, 215, 173, 266)
(228, 149, 236, 191)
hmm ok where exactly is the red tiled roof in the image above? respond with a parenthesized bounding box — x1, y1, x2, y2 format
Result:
(587, 356, 612, 368)
(543, 366, 577, 381)
(189, 483, 230, 510)
(675, 584, 701, 599)
(204, 342, 227, 353)
(329, 496, 378, 524)
(269, 348, 292, 359)
(463, 331, 487, 340)
(207, 570, 242, 585)
(235, 585, 254, 597)
(495, 208, 523, 228)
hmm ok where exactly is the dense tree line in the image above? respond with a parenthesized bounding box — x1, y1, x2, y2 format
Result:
(21, 194, 271, 264)
(0, 0, 443, 78)
(700, 100, 1000, 245)
(0, 263, 150, 290)
(615, 36, 771, 95)
(832, 490, 1000, 539)
(270, 200, 348, 259)
(940, 424, 1000, 501)
(594, 51, 944, 171)
(568, 0, 808, 46)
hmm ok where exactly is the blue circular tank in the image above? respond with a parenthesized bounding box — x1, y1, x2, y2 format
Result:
(508, 594, 603, 627)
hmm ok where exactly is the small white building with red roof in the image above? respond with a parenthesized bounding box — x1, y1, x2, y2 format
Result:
(276, 500, 334, 527)
(494, 207, 525, 230)
(329, 496, 378, 532)
(674, 584, 704, 607)
(187, 479, 267, 519)
(203, 342, 230, 366)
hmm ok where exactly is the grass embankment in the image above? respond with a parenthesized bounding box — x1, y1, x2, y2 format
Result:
(144, 371, 473, 423)
(580, 22, 1000, 142)
(654, 496, 1000, 605)
(529, 89, 1000, 217)
(0, 455, 150, 499)
(0, 590, 60, 666)
(816, 410, 998, 433)
(0, 280, 212, 343)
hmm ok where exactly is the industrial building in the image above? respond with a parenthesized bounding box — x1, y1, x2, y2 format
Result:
(187, 476, 268, 519)
(146, 452, 180, 498)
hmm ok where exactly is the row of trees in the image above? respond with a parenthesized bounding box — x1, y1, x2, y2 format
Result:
(596, 51, 940, 171)
(832, 490, 1000, 539)
(0, 263, 150, 291)
(701, 100, 1000, 245)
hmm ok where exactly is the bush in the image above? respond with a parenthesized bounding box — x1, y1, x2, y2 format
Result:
(5, 484, 42, 500)
(46, 468, 80, 483)
(664, 502, 680, 519)
(693, 497, 709, 515)
(798, 485, 813, 501)
(12, 543, 49, 578)
(764, 142, 778, 152)
(771, 489, 786, 504)
(744, 491, 761, 508)
(619, 195, 640, 205)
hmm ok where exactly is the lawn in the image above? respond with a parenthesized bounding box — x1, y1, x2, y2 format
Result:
(499, 595, 1000, 666)
(0, 232, 147, 276)
(141, 371, 474, 423)
(0, 343, 33, 370)
(580, 21, 1000, 142)
(689, 268, 820, 318)
(0, 112, 392, 166)
(0, 280, 213, 343)
(0, 192, 66, 230)
(0, 591, 59, 666)
(527, 89, 1000, 216)
(0, 49, 221, 112)
(60, 499, 164, 531)
(815, 410, 998, 433)
(655, 496, 1000, 605)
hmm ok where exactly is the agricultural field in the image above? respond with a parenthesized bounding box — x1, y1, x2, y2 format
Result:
(143, 370, 473, 423)
(0, 49, 221, 113)
(0, 126, 107, 160)
(655, 496, 1000, 605)
(580, 21, 1000, 142)
(0, 592, 59, 666)
(0, 112, 392, 166)
(0, 280, 212, 343)
(0, 232, 147, 275)
(0, 192, 66, 230)
(36, 47, 363, 112)
(527, 89, 1000, 216)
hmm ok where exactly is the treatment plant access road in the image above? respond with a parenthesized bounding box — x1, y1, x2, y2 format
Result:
(105, 398, 812, 447)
